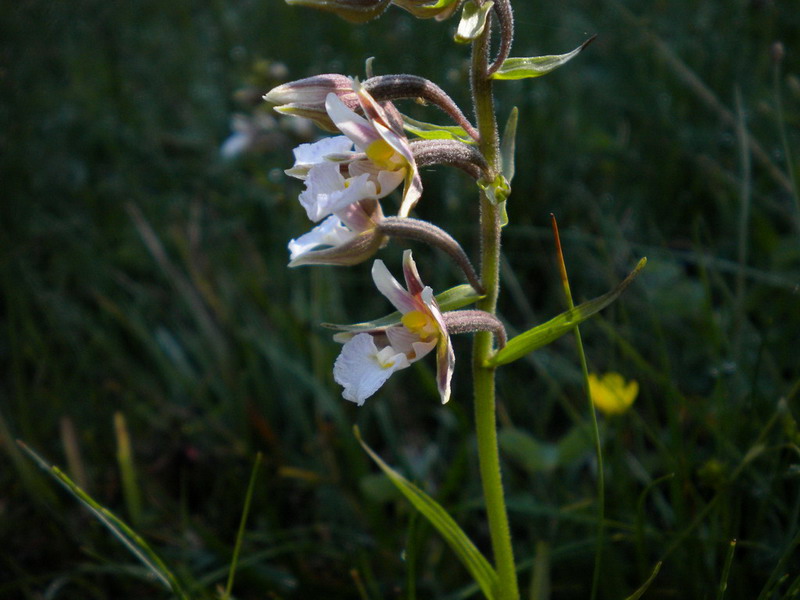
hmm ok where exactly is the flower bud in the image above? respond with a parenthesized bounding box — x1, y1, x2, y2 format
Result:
(264, 74, 358, 132)
(286, 0, 390, 23)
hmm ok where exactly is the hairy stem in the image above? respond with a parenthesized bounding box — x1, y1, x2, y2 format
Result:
(470, 15, 519, 600)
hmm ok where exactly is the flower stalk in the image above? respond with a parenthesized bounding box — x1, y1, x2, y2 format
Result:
(268, 0, 603, 597)
(470, 12, 520, 600)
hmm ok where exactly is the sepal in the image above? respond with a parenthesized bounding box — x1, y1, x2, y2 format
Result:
(264, 74, 358, 132)
(289, 229, 388, 267)
(478, 174, 511, 227)
(286, 0, 391, 23)
(454, 0, 494, 44)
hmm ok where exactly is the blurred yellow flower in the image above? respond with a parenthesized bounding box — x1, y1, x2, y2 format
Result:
(588, 372, 638, 416)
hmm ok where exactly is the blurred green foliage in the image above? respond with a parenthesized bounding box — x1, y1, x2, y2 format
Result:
(1, 0, 799, 598)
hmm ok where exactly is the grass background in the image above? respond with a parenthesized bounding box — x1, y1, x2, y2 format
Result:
(2, 0, 799, 598)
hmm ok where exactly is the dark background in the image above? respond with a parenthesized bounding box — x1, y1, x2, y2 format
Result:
(2, 0, 799, 598)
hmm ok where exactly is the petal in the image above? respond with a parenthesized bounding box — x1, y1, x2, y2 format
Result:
(336, 199, 380, 231)
(286, 136, 354, 179)
(300, 164, 377, 222)
(288, 215, 356, 261)
(375, 168, 406, 198)
(401, 249, 425, 296)
(333, 333, 410, 405)
(371, 259, 417, 313)
(397, 164, 423, 217)
(435, 334, 455, 404)
(326, 92, 379, 150)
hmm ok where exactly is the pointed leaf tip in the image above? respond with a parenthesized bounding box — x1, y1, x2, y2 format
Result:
(490, 35, 597, 80)
(486, 258, 647, 367)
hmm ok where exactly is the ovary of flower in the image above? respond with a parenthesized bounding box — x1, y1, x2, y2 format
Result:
(333, 250, 454, 405)
(588, 372, 639, 416)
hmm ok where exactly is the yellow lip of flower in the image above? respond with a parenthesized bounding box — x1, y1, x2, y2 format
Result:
(401, 309, 439, 342)
(366, 139, 402, 170)
(588, 372, 639, 416)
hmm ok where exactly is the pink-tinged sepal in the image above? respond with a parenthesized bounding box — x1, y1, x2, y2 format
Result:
(289, 196, 386, 267)
(264, 74, 359, 132)
(286, 0, 391, 23)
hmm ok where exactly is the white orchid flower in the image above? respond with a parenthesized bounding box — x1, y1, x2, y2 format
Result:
(333, 250, 454, 405)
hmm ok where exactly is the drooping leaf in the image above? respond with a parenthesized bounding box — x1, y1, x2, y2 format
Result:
(454, 0, 494, 44)
(18, 441, 187, 598)
(500, 107, 518, 183)
(402, 114, 475, 144)
(354, 427, 498, 600)
(323, 284, 483, 334)
(487, 257, 646, 367)
(491, 35, 596, 81)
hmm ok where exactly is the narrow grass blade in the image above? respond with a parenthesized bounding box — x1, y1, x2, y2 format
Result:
(354, 427, 498, 600)
(490, 36, 596, 80)
(549, 214, 604, 600)
(223, 452, 263, 600)
(486, 258, 647, 367)
(717, 539, 737, 600)
(114, 412, 143, 528)
(624, 562, 662, 600)
(17, 441, 187, 599)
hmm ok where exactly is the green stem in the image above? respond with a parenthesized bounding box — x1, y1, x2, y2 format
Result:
(470, 20, 519, 600)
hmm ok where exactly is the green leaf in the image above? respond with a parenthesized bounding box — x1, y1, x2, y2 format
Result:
(490, 35, 596, 80)
(354, 427, 498, 600)
(500, 107, 518, 183)
(487, 257, 646, 367)
(323, 284, 483, 334)
(18, 441, 188, 599)
(454, 0, 494, 44)
(499, 428, 558, 473)
(499, 424, 595, 474)
(402, 114, 475, 144)
(624, 562, 662, 600)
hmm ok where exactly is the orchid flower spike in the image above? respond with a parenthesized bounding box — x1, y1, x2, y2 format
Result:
(333, 250, 455, 405)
